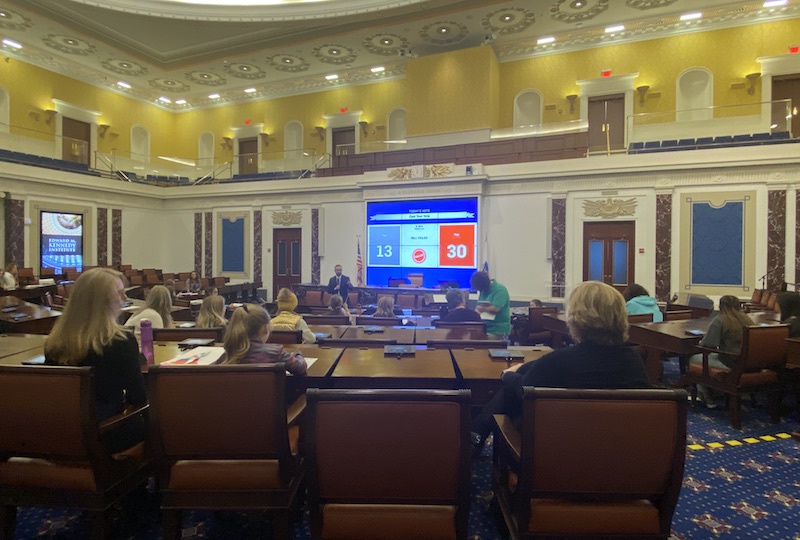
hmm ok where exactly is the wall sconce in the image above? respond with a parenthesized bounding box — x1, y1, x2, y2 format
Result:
(636, 85, 650, 105)
(44, 109, 57, 125)
(220, 136, 233, 150)
(98, 124, 111, 138)
(259, 132, 270, 146)
(314, 126, 325, 141)
(358, 121, 369, 137)
(566, 94, 578, 114)
(746, 72, 761, 95)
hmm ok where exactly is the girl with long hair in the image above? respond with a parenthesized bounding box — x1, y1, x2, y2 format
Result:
(218, 303, 307, 375)
(126, 284, 173, 343)
(196, 294, 227, 328)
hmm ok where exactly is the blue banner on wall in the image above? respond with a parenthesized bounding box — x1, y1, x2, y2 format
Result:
(222, 218, 245, 273)
(691, 200, 743, 286)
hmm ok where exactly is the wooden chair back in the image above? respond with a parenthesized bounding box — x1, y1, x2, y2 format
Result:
(528, 307, 557, 332)
(319, 338, 398, 348)
(494, 387, 687, 539)
(0, 365, 151, 538)
(663, 309, 692, 321)
(627, 313, 654, 324)
(427, 339, 507, 349)
(355, 316, 402, 326)
(396, 293, 417, 309)
(765, 292, 778, 311)
(306, 388, 471, 540)
(153, 327, 224, 342)
(750, 288, 763, 304)
(267, 329, 303, 344)
(40, 267, 56, 278)
(147, 364, 302, 538)
(16, 267, 35, 286)
(303, 314, 351, 326)
(738, 324, 789, 373)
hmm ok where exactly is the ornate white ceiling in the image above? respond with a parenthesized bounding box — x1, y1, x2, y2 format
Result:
(0, 0, 797, 110)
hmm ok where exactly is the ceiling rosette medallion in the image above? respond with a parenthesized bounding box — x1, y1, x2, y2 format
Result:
(626, 0, 679, 9)
(186, 71, 226, 86)
(0, 9, 33, 31)
(223, 62, 265, 79)
(550, 0, 609, 24)
(420, 21, 469, 46)
(583, 198, 637, 218)
(312, 44, 357, 65)
(272, 211, 302, 226)
(268, 54, 309, 73)
(148, 78, 190, 93)
(42, 35, 96, 56)
(481, 8, 536, 35)
(101, 58, 148, 76)
(362, 33, 409, 56)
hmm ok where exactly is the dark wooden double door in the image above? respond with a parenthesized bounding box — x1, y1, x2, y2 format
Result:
(583, 221, 635, 293)
(273, 228, 301, 299)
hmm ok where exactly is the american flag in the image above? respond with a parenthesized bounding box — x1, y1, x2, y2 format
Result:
(356, 238, 364, 286)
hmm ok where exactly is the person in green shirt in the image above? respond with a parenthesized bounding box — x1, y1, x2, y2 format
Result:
(470, 271, 511, 340)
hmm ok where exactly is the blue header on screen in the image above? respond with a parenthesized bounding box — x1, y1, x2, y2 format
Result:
(366, 198, 478, 224)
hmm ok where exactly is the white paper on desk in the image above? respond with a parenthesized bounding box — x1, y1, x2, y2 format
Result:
(289, 357, 317, 375)
(480, 311, 496, 321)
(190, 299, 204, 306)
(121, 305, 138, 312)
(162, 346, 225, 365)
(432, 294, 447, 303)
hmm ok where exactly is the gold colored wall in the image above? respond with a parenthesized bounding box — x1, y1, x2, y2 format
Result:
(406, 46, 501, 136)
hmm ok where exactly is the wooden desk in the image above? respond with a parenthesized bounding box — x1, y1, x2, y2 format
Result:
(331, 347, 456, 389)
(415, 326, 488, 343)
(785, 338, 800, 368)
(541, 313, 569, 348)
(0, 334, 46, 364)
(340, 325, 416, 344)
(452, 347, 550, 406)
(307, 325, 350, 339)
(0, 284, 58, 304)
(0, 297, 62, 334)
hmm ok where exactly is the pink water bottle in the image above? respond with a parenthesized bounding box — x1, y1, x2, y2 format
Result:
(140, 318, 154, 365)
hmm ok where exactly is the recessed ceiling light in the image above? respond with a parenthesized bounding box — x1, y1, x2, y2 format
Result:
(241, 66, 250, 71)
(605, 25, 625, 33)
(2, 38, 21, 49)
(763, 0, 787, 7)
(537, 37, 555, 45)
(381, 38, 393, 45)
(244, 87, 257, 93)
(680, 12, 702, 21)
(371, 66, 385, 73)
(282, 58, 292, 63)
(208, 93, 220, 99)
(438, 26, 449, 34)
(500, 14, 514, 22)
(0, 12, 7, 17)
(116, 81, 131, 89)
(175, 99, 187, 105)
(330, 48, 340, 55)
(158, 96, 171, 104)
(325, 74, 338, 80)
(571, 0, 586, 7)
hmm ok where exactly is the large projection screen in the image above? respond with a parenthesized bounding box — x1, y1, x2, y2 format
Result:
(40, 211, 84, 273)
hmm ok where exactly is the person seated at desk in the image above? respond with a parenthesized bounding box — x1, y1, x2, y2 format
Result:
(325, 294, 349, 317)
(44, 268, 146, 453)
(126, 285, 173, 345)
(373, 296, 396, 318)
(205, 285, 219, 297)
(623, 283, 663, 322)
(2, 262, 18, 290)
(688, 295, 754, 408)
(470, 281, 650, 453)
(217, 303, 307, 375)
(196, 294, 227, 329)
(440, 289, 481, 322)
(272, 287, 316, 344)
(185, 270, 202, 293)
(163, 279, 177, 302)
(529, 298, 543, 308)
(776, 292, 800, 337)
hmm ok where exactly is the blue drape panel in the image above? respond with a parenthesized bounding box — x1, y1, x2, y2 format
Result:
(691, 201, 743, 285)
(222, 218, 245, 273)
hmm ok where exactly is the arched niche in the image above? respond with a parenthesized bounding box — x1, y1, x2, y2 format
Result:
(198, 131, 214, 167)
(0, 85, 9, 133)
(284, 121, 304, 158)
(677, 68, 713, 121)
(513, 90, 543, 127)
(130, 125, 150, 163)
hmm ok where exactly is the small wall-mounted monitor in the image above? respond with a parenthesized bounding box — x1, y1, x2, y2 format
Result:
(40, 211, 84, 274)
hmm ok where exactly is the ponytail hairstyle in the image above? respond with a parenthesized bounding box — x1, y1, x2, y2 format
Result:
(222, 303, 271, 364)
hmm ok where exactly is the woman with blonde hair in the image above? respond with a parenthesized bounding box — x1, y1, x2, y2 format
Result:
(45, 268, 146, 453)
(218, 303, 307, 375)
(469, 281, 649, 452)
(374, 296, 396, 317)
(196, 294, 227, 328)
(271, 287, 316, 343)
(326, 294, 349, 317)
(126, 285, 173, 344)
(1, 262, 18, 290)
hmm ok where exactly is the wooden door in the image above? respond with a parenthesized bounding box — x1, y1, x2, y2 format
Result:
(62, 117, 91, 165)
(772, 75, 800, 138)
(583, 221, 635, 292)
(273, 228, 302, 298)
(332, 127, 355, 156)
(238, 137, 258, 175)
(588, 94, 625, 154)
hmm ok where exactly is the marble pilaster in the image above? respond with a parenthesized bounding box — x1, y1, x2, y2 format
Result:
(4, 198, 24, 266)
(254, 210, 262, 286)
(111, 209, 122, 267)
(551, 198, 566, 298)
(311, 208, 320, 284)
(655, 194, 672, 301)
(204, 212, 212, 278)
(194, 213, 202, 273)
(97, 207, 108, 266)
(767, 190, 786, 291)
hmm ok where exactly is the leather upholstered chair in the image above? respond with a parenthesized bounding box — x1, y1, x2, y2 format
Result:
(305, 389, 472, 540)
(268, 329, 304, 344)
(147, 364, 304, 540)
(493, 388, 687, 539)
(679, 324, 789, 429)
(0, 365, 152, 540)
(527, 307, 557, 346)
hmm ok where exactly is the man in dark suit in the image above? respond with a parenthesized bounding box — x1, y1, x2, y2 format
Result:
(326, 265, 353, 305)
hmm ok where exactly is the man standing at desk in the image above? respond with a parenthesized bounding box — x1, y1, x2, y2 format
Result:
(326, 265, 353, 305)
(471, 271, 511, 340)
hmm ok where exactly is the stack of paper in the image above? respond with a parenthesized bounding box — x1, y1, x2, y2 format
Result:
(161, 346, 225, 365)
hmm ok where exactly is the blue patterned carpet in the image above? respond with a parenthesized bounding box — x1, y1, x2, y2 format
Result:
(10, 361, 800, 539)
